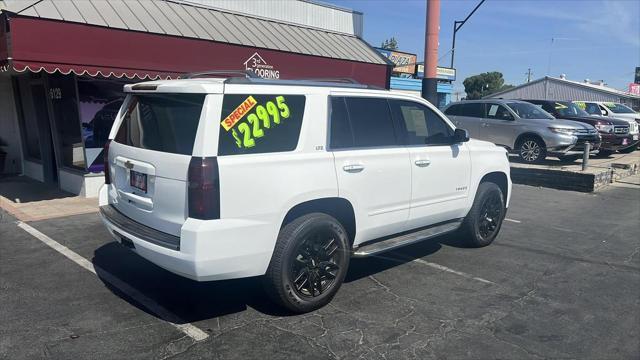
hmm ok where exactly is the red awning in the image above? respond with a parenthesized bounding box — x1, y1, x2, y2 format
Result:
(1, 14, 389, 86)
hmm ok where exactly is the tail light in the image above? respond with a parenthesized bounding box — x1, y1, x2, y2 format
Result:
(188, 157, 220, 220)
(104, 140, 112, 184)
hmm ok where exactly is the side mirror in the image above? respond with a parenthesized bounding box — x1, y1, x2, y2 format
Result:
(601, 110, 607, 116)
(453, 128, 470, 143)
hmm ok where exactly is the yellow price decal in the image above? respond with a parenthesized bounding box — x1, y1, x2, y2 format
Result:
(232, 96, 291, 149)
(221, 96, 257, 131)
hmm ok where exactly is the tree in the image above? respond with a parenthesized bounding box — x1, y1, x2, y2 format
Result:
(463, 72, 513, 100)
(380, 37, 398, 50)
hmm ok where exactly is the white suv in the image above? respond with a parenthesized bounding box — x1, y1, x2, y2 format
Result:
(99, 75, 512, 313)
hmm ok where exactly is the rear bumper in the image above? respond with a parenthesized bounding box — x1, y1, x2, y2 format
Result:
(98, 185, 276, 282)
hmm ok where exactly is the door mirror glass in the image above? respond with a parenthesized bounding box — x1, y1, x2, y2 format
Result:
(453, 128, 470, 143)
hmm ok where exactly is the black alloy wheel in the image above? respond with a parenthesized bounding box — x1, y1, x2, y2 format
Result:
(264, 213, 350, 313)
(458, 182, 505, 247)
(290, 231, 342, 298)
(477, 191, 504, 240)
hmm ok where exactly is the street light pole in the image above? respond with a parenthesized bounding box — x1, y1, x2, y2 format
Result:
(450, 0, 485, 69)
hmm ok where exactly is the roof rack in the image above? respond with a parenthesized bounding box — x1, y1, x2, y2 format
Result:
(225, 77, 385, 90)
(183, 70, 258, 79)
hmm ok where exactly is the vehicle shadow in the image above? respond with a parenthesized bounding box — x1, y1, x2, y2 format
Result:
(92, 232, 470, 322)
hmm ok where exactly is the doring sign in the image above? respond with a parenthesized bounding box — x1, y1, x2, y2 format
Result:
(244, 52, 280, 79)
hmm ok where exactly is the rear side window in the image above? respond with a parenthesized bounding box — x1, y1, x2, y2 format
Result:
(446, 103, 484, 118)
(345, 97, 397, 148)
(444, 104, 461, 116)
(329, 97, 354, 149)
(218, 94, 306, 156)
(115, 94, 205, 155)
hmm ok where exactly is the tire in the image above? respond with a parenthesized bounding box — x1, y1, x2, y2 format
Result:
(518, 136, 546, 163)
(558, 154, 582, 162)
(619, 144, 637, 154)
(458, 182, 506, 248)
(263, 213, 351, 313)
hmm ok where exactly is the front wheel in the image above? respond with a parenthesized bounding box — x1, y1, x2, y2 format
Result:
(458, 182, 506, 247)
(263, 213, 350, 313)
(518, 137, 546, 163)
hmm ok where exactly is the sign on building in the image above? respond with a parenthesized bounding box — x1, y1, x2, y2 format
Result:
(417, 65, 456, 81)
(374, 48, 417, 75)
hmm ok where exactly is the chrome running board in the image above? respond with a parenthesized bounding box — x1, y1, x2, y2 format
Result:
(352, 219, 463, 257)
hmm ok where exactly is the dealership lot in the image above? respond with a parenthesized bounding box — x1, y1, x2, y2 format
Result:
(1, 182, 639, 360)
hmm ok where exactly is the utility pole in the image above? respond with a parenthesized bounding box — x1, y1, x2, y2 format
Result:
(421, 0, 440, 106)
(526, 68, 532, 83)
(450, 0, 485, 69)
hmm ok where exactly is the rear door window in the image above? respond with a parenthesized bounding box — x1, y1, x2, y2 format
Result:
(217, 94, 306, 156)
(115, 94, 205, 155)
(344, 97, 398, 148)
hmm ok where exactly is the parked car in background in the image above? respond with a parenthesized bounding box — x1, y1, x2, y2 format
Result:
(443, 99, 600, 163)
(523, 100, 635, 156)
(575, 101, 640, 152)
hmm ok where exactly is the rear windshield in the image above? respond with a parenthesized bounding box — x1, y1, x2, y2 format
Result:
(218, 94, 306, 156)
(115, 94, 205, 155)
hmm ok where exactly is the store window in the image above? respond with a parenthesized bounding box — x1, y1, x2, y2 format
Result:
(14, 77, 42, 160)
(47, 74, 86, 170)
(77, 78, 127, 172)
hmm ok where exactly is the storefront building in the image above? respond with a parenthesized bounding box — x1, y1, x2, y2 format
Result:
(0, 0, 390, 196)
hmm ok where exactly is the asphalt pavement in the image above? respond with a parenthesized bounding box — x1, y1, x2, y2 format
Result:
(1, 183, 639, 359)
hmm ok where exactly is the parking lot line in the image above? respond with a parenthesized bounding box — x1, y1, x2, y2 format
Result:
(505, 218, 521, 223)
(16, 221, 209, 342)
(374, 254, 496, 285)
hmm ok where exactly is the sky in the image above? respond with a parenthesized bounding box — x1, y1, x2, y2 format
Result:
(327, 0, 640, 96)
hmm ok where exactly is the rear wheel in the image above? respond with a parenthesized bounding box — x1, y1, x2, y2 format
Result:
(458, 182, 506, 247)
(518, 137, 546, 163)
(264, 213, 350, 313)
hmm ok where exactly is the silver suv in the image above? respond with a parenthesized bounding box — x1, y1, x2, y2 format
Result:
(443, 99, 600, 163)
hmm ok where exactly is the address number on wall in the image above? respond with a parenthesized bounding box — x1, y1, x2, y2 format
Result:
(49, 88, 62, 100)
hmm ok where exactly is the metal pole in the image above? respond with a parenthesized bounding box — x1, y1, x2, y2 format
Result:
(449, 0, 485, 69)
(582, 142, 590, 171)
(421, 0, 440, 106)
(450, 22, 458, 69)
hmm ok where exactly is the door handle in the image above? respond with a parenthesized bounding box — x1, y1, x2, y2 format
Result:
(481, 123, 489, 127)
(343, 164, 364, 173)
(414, 159, 431, 167)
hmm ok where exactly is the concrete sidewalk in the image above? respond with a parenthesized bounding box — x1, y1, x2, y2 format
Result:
(510, 151, 640, 192)
(0, 175, 97, 222)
